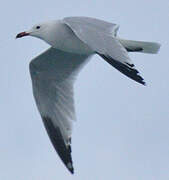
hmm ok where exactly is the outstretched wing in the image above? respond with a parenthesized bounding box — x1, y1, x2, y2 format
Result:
(29, 47, 90, 174)
(63, 17, 145, 85)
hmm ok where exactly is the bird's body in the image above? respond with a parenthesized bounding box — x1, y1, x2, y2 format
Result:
(38, 20, 93, 54)
(16, 16, 160, 174)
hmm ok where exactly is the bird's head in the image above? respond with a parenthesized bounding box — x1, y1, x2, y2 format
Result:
(16, 21, 57, 42)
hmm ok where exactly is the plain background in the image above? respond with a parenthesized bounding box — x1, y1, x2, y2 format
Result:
(0, 0, 168, 179)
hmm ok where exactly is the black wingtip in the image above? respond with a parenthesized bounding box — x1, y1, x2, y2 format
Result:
(42, 117, 74, 174)
(142, 81, 147, 86)
(138, 76, 146, 86)
(67, 163, 74, 174)
(98, 53, 146, 86)
(70, 169, 74, 174)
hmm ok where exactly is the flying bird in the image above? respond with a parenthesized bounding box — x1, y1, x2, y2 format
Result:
(16, 16, 160, 174)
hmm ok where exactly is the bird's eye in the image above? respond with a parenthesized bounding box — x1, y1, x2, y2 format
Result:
(36, 26, 41, 29)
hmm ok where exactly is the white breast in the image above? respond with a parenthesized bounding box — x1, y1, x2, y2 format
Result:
(46, 21, 93, 55)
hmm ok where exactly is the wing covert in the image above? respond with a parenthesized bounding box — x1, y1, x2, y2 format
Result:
(63, 16, 119, 36)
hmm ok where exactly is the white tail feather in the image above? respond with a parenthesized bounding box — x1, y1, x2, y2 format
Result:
(118, 38, 161, 54)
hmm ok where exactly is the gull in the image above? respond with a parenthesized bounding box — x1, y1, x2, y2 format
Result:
(16, 16, 160, 174)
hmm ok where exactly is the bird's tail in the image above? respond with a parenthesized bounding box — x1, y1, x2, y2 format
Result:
(118, 38, 161, 54)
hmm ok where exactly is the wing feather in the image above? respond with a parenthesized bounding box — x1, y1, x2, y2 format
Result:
(63, 18, 145, 85)
(64, 16, 119, 36)
(29, 47, 90, 173)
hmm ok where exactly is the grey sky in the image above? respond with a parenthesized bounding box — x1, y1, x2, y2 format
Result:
(0, 0, 168, 179)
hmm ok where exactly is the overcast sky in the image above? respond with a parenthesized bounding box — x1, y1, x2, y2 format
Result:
(0, 0, 168, 180)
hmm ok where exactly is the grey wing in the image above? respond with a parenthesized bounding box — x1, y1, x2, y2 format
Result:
(64, 16, 119, 36)
(29, 48, 90, 174)
(63, 18, 145, 85)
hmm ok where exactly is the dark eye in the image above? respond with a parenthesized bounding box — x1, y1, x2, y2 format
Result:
(36, 26, 41, 29)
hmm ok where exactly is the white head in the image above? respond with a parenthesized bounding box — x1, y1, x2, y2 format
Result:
(16, 21, 57, 42)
